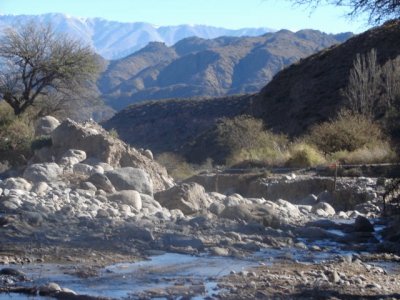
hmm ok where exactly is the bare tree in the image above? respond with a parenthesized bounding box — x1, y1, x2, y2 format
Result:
(343, 49, 381, 117)
(381, 55, 400, 109)
(0, 22, 99, 115)
(288, 0, 400, 24)
(343, 49, 400, 118)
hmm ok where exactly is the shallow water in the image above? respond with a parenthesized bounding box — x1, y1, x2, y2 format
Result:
(0, 253, 259, 299)
(0, 219, 393, 300)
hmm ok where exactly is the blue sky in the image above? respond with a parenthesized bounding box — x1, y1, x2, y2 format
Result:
(0, 0, 370, 33)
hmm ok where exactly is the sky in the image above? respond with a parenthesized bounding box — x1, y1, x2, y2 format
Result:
(0, 0, 371, 33)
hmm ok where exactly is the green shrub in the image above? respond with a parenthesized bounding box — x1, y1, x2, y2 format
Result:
(306, 110, 385, 154)
(286, 142, 326, 168)
(0, 117, 35, 165)
(0, 101, 15, 126)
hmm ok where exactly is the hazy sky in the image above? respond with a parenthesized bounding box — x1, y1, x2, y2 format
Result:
(0, 0, 370, 33)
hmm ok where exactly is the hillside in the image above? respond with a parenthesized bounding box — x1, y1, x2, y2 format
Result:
(0, 13, 272, 59)
(100, 30, 351, 110)
(254, 20, 400, 136)
(104, 21, 400, 163)
(103, 95, 255, 153)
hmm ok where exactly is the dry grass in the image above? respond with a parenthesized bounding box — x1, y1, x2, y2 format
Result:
(331, 143, 398, 164)
(286, 142, 326, 168)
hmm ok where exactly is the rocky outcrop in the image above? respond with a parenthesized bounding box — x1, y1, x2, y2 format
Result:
(31, 118, 173, 192)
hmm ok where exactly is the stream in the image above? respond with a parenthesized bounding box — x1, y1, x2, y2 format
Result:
(0, 218, 396, 299)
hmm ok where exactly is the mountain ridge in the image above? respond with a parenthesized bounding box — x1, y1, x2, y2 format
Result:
(99, 29, 352, 110)
(0, 13, 273, 59)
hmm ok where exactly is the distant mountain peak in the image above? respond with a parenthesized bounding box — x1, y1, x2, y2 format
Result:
(0, 13, 274, 59)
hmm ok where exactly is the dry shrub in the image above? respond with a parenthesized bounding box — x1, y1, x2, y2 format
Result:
(286, 142, 326, 168)
(331, 143, 397, 164)
(307, 110, 385, 154)
(218, 115, 289, 166)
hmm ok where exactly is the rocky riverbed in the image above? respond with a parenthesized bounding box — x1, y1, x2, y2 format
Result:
(0, 116, 399, 299)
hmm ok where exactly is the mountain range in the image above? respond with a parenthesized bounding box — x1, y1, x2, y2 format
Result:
(99, 30, 352, 110)
(104, 20, 400, 161)
(0, 14, 353, 111)
(0, 13, 272, 60)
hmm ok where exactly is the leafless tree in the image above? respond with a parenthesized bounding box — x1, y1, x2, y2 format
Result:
(343, 49, 400, 118)
(288, 0, 400, 24)
(0, 22, 99, 115)
(343, 49, 381, 117)
(381, 55, 400, 109)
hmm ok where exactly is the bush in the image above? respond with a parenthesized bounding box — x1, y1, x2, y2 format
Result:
(0, 116, 35, 165)
(306, 110, 385, 154)
(214, 115, 289, 166)
(331, 143, 397, 164)
(286, 142, 326, 168)
(0, 101, 14, 127)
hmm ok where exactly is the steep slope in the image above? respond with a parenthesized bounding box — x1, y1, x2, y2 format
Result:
(0, 13, 272, 59)
(103, 95, 255, 154)
(254, 20, 400, 136)
(101, 30, 350, 110)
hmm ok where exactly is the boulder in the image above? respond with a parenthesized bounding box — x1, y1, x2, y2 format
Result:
(354, 216, 375, 232)
(23, 163, 62, 183)
(312, 202, 336, 216)
(161, 233, 204, 250)
(88, 173, 115, 193)
(34, 116, 60, 137)
(31, 182, 49, 196)
(276, 199, 302, 219)
(220, 204, 282, 227)
(58, 149, 87, 166)
(108, 190, 142, 212)
(154, 182, 208, 215)
(1, 177, 32, 191)
(73, 163, 94, 177)
(143, 149, 153, 160)
(105, 167, 153, 196)
(299, 194, 318, 205)
(209, 202, 226, 215)
(50, 119, 173, 192)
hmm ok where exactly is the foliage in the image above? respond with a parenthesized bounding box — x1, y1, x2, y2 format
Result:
(0, 113, 35, 165)
(0, 21, 99, 115)
(330, 143, 397, 164)
(215, 115, 289, 166)
(286, 142, 326, 167)
(288, 0, 400, 24)
(108, 128, 120, 139)
(0, 101, 14, 126)
(306, 110, 385, 154)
